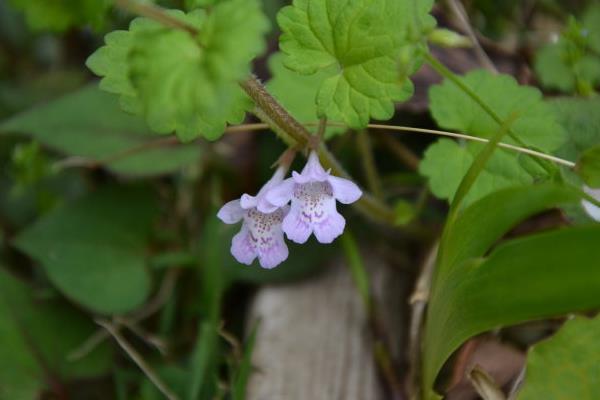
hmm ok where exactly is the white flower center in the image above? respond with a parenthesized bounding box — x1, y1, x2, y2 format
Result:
(245, 208, 284, 248)
(293, 181, 333, 223)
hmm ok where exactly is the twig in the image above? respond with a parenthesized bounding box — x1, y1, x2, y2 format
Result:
(68, 269, 180, 361)
(468, 365, 507, 400)
(53, 124, 270, 172)
(507, 366, 526, 400)
(365, 124, 575, 168)
(115, 0, 199, 36)
(356, 131, 384, 200)
(407, 242, 438, 400)
(96, 318, 179, 400)
(445, 0, 497, 73)
(376, 132, 420, 171)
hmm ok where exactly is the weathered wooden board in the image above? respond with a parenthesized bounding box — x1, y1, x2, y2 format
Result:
(246, 256, 407, 400)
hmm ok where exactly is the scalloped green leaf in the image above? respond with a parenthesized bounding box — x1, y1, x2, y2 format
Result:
(8, 0, 110, 31)
(86, 1, 268, 141)
(517, 315, 600, 400)
(429, 69, 565, 152)
(276, 0, 435, 128)
(419, 139, 545, 205)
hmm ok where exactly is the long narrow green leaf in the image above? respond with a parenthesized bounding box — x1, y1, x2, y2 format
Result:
(439, 183, 580, 276)
(423, 225, 600, 399)
(231, 323, 259, 400)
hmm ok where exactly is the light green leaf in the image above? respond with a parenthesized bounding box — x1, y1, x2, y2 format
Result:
(8, 0, 109, 32)
(577, 144, 600, 186)
(429, 69, 565, 151)
(277, 0, 435, 128)
(534, 10, 600, 95)
(0, 85, 201, 176)
(583, 4, 600, 53)
(266, 52, 345, 138)
(231, 323, 258, 400)
(419, 139, 543, 205)
(551, 97, 600, 160)
(535, 42, 600, 94)
(14, 186, 158, 314)
(87, 1, 268, 141)
(421, 183, 586, 398)
(0, 267, 113, 398)
(517, 315, 600, 400)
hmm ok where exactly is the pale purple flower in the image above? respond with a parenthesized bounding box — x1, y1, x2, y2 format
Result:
(266, 151, 362, 244)
(582, 185, 600, 222)
(217, 168, 289, 269)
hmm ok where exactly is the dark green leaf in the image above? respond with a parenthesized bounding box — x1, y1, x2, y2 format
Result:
(8, 0, 110, 32)
(14, 186, 158, 314)
(0, 267, 113, 398)
(0, 85, 201, 176)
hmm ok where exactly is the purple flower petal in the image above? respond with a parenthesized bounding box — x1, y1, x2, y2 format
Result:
(265, 178, 295, 208)
(257, 232, 289, 269)
(230, 226, 256, 265)
(240, 194, 258, 209)
(282, 209, 313, 243)
(328, 175, 362, 204)
(300, 151, 329, 181)
(313, 208, 346, 244)
(217, 199, 244, 224)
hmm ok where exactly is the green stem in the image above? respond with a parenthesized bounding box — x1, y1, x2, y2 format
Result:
(356, 131, 384, 200)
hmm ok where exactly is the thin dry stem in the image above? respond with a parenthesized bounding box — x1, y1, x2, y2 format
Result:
(97, 319, 179, 400)
(446, 0, 497, 73)
(115, 0, 199, 35)
(407, 242, 438, 400)
(68, 269, 180, 361)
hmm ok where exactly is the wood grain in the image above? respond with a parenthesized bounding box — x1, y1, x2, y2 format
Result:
(246, 256, 407, 400)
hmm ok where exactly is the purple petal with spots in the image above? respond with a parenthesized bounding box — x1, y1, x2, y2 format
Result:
(282, 208, 313, 243)
(230, 226, 256, 265)
(256, 230, 289, 269)
(313, 206, 346, 244)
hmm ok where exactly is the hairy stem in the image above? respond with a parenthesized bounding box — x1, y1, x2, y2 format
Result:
(445, 0, 497, 73)
(241, 76, 398, 225)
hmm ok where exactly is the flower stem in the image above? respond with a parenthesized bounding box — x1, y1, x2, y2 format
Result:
(241, 76, 398, 225)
